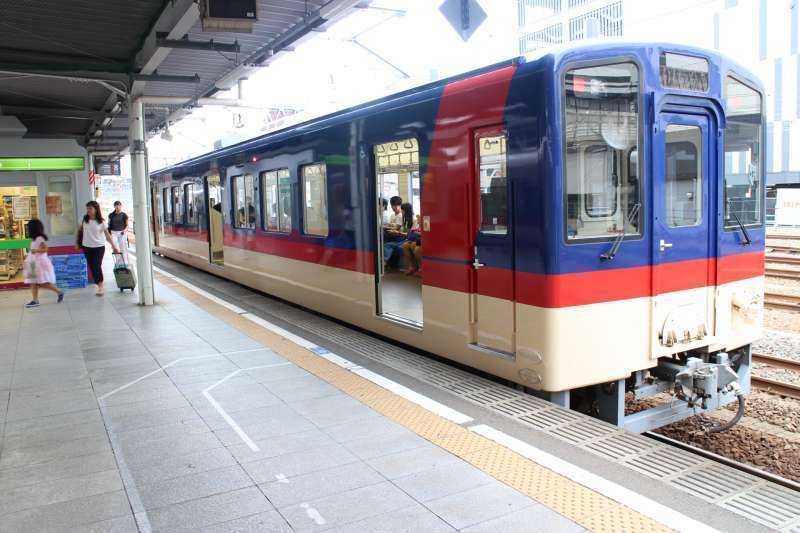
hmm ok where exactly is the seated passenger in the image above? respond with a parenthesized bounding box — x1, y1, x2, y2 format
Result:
(402, 212, 422, 275)
(383, 196, 405, 268)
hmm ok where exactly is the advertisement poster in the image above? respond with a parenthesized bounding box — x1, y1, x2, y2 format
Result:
(12, 196, 31, 219)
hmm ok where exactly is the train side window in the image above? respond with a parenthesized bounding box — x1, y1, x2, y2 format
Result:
(564, 62, 641, 241)
(232, 175, 255, 229)
(664, 126, 702, 227)
(724, 77, 763, 228)
(301, 163, 328, 237)
(184, 183, 200, 226)
(477, 133, 508, 235)
(262, 169, 291, 232)
(163, 187, 172, 222)
(172, 186, 183, 224)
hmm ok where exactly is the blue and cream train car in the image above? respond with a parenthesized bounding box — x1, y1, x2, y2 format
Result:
(150, 43, 765, 432)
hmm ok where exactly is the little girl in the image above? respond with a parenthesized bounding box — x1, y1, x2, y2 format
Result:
(23, 219, 64, 308)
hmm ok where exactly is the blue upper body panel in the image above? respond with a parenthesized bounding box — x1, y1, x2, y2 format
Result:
(152, 42, 766, 277)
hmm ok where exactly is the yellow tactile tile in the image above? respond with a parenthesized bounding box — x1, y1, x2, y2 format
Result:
(158, 273, 673, 532)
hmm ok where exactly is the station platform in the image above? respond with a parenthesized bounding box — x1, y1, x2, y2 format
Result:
(0, 255, 793, 532)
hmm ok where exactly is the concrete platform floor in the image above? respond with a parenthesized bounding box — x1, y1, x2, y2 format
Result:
(0, 263, 586, 532)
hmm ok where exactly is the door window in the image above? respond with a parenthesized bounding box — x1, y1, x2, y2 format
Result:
(665, 125, 702, 227)
(477, 133, 508, 234)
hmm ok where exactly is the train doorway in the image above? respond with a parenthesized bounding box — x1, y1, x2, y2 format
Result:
(373, 138, 422, 326)
(652, 111, 715, 354)
(470, 128, 515, 355)
(205, 174, 224, 266)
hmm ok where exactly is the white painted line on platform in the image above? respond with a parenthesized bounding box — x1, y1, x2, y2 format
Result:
(352, 367, 473, 424)
(301, 503, 326, 526)
(468, 424, 718, 533)
(241, 313, 318, 350)
(202, 362, 292, 452)
(98, 354, 221, 400)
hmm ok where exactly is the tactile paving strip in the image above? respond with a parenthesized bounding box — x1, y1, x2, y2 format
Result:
(160, 266, 800, 531)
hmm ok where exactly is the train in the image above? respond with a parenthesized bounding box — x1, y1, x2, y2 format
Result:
(149, 42, 765, 432)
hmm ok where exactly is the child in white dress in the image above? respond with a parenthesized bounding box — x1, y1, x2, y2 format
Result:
(23, 219, 64, 308)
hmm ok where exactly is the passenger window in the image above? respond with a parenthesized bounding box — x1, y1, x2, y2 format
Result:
(184, 183, 200, 226)
(232, 175, 255, 229)
(302, 163, 328, 237)
(163, 188, 172, 222)
(665, 125, 702, 227)
(724, 77, 763, 228)
(262, 169, 291, 232)
(172, 186, 183, 224)
(477, 133, 508, 234)
(564, 62, 641, 241)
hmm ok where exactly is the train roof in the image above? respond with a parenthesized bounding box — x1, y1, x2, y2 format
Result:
(151, 41, 763, 177)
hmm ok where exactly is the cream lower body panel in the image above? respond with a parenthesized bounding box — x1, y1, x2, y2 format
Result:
(155, 236, 761, 393)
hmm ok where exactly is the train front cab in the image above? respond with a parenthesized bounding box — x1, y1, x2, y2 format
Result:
(532, 46, 764, 432)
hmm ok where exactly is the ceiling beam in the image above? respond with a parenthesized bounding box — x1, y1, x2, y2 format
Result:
(0, 46, 128, 73)
(132, 72, 200, 84)
(156, 35, 240, 53)
(0, 105, 104, 119)
(132, 0, 200, 96)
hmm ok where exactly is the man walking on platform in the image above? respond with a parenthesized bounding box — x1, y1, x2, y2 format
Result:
(108, 200, 129, 264)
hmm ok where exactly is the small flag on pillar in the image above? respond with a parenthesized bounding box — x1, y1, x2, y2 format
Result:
(89, 170, 97, 186)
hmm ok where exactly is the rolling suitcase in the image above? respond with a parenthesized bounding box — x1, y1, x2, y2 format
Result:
(113, 253, 136, 292)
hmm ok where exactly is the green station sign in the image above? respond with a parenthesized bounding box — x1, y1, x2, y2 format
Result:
(0, 157, 85, 171)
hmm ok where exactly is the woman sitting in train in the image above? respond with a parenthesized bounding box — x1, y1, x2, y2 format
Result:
(402, 211, 422, 276)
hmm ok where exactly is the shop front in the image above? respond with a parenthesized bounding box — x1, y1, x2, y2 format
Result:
(0, 117, 94, 290)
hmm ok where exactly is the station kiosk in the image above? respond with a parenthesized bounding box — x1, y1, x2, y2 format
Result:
(0, 116, 93, 289)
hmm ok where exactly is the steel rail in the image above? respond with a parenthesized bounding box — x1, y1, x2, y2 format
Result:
(764, 291, 800, 311)
(643, 431, 800, 492)
(765, 268, 800, 280)
(767, 234, 800, 241)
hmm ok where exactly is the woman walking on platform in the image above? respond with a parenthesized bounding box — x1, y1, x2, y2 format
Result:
(76, 201, 119, 296)
(23, 219, 64, 308)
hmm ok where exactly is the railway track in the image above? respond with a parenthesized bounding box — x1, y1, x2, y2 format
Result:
(764, 290, 800, 311)
(766, 267, 800, 280)
(767, 233, 800, 241)
(751, 352, 800, 400)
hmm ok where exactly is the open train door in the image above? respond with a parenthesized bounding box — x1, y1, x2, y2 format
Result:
(469, 126, 515, 356)
(651, 109, 716, 357)
(205, 174, 224, 266)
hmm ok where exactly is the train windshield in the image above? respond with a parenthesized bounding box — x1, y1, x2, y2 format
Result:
(564, 62, 641, 241)
(724, 77, 762, 228)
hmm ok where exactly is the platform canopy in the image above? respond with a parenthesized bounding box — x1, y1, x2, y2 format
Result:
(0, 0, 367, 157)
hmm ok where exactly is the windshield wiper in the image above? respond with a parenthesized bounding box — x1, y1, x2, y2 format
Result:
(731, 212, 752, 246)
(601, 202, 641, 261)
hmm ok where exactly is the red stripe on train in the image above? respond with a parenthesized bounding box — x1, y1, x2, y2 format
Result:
(223, 228, 375, 274)
(426, 250, 764, 307)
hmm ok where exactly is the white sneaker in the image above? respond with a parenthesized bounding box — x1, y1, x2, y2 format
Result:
(96, 287, 105, 296)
